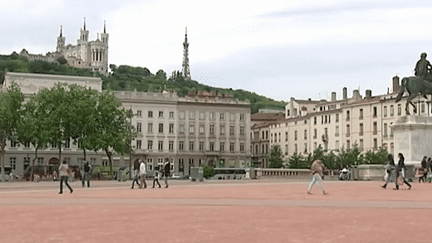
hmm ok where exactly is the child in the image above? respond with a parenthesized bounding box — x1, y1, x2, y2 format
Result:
(153, 168, 162, 188)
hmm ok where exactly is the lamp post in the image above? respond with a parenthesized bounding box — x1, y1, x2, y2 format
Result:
(127, 106, 136, 180)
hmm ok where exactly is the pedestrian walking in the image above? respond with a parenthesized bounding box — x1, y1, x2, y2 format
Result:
(394, 153, 411, 190)
(163, 158, 170, 188)
(419, 156, 428, 183)
(59, 159, 73, 194)
(139, 160, 147, 189)
(428, 157, 432, 183)
(381, 154, 396, 189)
(81, 161, 92, 187)
(153, 167, 162, 188)
(307, 159, 328, 195)
(131, 160, 141, 189)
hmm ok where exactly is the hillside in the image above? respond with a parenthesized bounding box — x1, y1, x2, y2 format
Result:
(0, 52, 286, 113)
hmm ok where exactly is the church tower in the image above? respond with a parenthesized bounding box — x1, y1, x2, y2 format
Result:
(56, 25, 66, 54)
(79, 18, 89, 44)
(99, 20, 109, 76)
(182, 27, 191, 80)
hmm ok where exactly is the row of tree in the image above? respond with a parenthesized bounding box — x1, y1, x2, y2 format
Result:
(0, 82, 133, 181)
(267, 144, 389, 170)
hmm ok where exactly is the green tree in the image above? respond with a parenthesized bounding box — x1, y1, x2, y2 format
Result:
(56, 57, 68, 65)
(268, 145, 285, 168)
(362, 146, 389, 165)
(288, 152, 308, 169)
(202, 165, 215, 179)
(336, 144, 362, 167)
(0, 82, 24, 181)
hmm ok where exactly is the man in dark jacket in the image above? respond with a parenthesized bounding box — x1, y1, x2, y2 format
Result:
(163, 158, 171, 188)
(82, 161, 92, 187)
(419, 156, 428, 183)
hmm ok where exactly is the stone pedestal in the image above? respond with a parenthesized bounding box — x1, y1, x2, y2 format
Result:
(393, 116, 432, 164)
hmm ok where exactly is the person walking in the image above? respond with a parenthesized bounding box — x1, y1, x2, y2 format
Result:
(381, 154, 396, 189)
(394, 153, 411, 190)
(307, 159, 328, 195)
(81, 161, 92, 187)
(131, 160, 141, 189)
(419, 156, 428, 183)
(59, 159, 73, 194)
(163, 158, 170, 188)
(138, 160, 147, 189)
(428, 157, 432, 183)
(153, 167, 162, 188)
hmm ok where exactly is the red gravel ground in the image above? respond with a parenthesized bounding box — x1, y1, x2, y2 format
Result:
(0, 179, 431, 243)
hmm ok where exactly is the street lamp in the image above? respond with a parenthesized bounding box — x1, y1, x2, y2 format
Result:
(127, 106, 136, 180)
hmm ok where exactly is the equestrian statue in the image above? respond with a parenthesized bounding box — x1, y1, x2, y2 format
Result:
(395, 52, 432, 115)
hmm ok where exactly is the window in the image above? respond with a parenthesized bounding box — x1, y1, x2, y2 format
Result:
(294, 131, 297, 140)
(314, 117, 317, 125)
(398, 104, 402, 116)
(274, 133, 277, 142)
(374, 138, 378, 149)
(304, 130, 307, 140)
(148, 111, 153, 118)
(230, 142, 235, 152)
(230, 113, 235, 121)
(137, 122, 142, 132)
(421, 103, 425, 113)
(189, 111, 195, 119)
(305, 120, 307, 124)
(240, 126, 245, 135)
(373, 122, 377, 135)
(37, 157, 44, 166)
(285, 144, 288, 154)
(169, 141, 174, 151)
(220, 113, 225, 120)
(210, 112, 215, 120)
(359, 123, 364, 136)
(390, 105, 394, 116)
(158, 158, 164, 168)
(220, 125, 225, 135)
(159, 111, 163, 118)
(314, 142, 317, 150)
(199, 125, 205, 134)
(136, 140, 142, 149)
(359, 109, 363, 119)
(102, 159, 108, 166)
(346, 125, 350, 137)
(210, 125, 215, 135)
(230, 126, 235, 135)
(335, 126, 339, 137)
(384, 106, 387, 117)
(390, 127, 394, 137)
(90, 158, 96, 165)
(148, 140, 153, 150)
(347, 140, 351, 150)
(199, 112, 205, 120)
(180, 111, 185, 119)
(373, 107, 377, 118)
(169, 111, 174, 118)
(179, 124, 185, 133)
(335, 140, 339, 149)
(359, 139, 364, 151)
(294, 144, 298, 154)
(336, 114, 339, 122)
(147, 158, 153, 171)
(9, 157, 16, 170)
(189, 141, 194, 151)
(148, 123, 153, 133)
(169, 123, 174, 133)
(346, 111, 350, 121)
(137, 110, 142, 117)
(314, 129, 317, 139)
(199, 141, 205, 151)
(23, 157, 30, 170)
(220, 142, 225, 152)
(240, 114, 245, 121)
(304, 143, 307, 153)
(240, 143, 245, 152)
(285, 132, 288, 141)
(383, 123, 388, 137)
(179, 141, 184, 151)
(210, 142, 215, 151)
(189, 124, 195, 134)
(279, 132, 281, 142)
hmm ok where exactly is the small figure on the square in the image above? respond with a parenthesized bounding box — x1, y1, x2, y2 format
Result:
(139, 160, 147, 189)
(153, 167, 162, 188)
(131, 160, 141, 189)
(307, 159, 328, 195)
(59, 159, 73, 194)
(394, 153, 411, 190)
(418, 156, 428, 183)
(81, 161, 92, 187)
(381, 154, 396, 189)
(163, 158, 170, 188)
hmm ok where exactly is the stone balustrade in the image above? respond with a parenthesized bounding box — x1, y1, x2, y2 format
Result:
(255, 168, 311, 178)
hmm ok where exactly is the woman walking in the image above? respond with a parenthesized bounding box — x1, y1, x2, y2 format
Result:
(153, 167, 162, 188)
(381, 154, 396, 189)
(59, 160, 73, 194)
(394, 153, 411, 190)
(131, 160, 141, 189)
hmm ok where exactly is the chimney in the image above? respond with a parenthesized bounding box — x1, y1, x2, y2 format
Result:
(392, 76, 400, 93)
(365, 89, 372, 98)
(352, 89, 361, 101)
(331, 92, 336, 101)
(343, 87, 347, 100)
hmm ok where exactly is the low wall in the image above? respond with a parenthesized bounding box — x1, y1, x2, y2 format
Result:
(255, 168, 311, 178)
(358, 164, 385, 180)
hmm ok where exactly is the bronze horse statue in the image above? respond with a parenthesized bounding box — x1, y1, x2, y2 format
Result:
(395, 76, 432, 115)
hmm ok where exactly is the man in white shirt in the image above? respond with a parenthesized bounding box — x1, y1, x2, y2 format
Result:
(139, 160, 147, 189)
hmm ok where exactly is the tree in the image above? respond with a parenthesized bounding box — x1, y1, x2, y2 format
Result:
(0, 82, 24, 181)
(268, 145, 285, 168)
(362, 146, 389, 165)
(287, 152, 308, 169)
(336, 144, 362, 167)
(56, 57, 68, 65)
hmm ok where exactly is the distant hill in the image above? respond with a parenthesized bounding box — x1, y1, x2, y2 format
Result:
(0, 52, 286, 113)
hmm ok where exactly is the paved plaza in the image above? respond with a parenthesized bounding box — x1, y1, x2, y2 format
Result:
(0, 178, 431, 243)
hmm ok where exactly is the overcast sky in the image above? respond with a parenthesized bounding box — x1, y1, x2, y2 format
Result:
(1, 0, 432, 102)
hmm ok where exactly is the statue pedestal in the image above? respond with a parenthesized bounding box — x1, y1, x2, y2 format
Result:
(393, 116, 432, 164)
